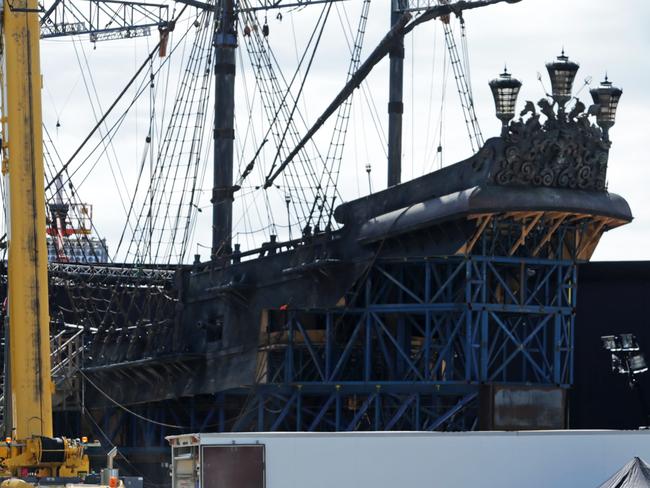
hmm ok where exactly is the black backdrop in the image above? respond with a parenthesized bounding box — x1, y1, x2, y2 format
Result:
(571, 261, 650, 429)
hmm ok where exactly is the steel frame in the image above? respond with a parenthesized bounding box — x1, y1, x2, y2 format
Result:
(267, 256, 574, 385)
(84, 221, 578, 448)
(52, 212, 600, 469)
(39, 0, 169, 40)
(234, 254, 574, 431)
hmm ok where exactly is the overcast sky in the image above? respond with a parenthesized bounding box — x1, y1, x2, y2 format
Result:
(36, 0, 650, 262)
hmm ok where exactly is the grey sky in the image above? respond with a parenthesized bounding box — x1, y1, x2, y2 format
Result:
(36, 0, 650, 262)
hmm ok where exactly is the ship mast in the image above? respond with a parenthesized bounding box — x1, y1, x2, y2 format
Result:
(212, 0, 237, 260)
(387, 0, 407, 186)
(262, 0, 521, 194)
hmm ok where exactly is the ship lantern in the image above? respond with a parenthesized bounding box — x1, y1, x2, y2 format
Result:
(590, 75, 622, 139)
(489, 68, 522, 135)
(546, 50, 579, 108)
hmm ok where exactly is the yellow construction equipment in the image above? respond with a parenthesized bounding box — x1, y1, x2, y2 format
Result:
(0, 0, 90, 477)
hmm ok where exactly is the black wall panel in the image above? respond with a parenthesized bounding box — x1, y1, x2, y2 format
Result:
(571, 262, 650, 429)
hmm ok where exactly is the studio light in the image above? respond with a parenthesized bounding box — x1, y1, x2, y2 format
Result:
(602, 333, 649, 427)
(630, 354, 649, 375)
(602, 335, 620, 351)
(620, 333, 640, 352)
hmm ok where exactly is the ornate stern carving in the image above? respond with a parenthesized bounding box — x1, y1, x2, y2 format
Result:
(489, 98, 610, 191)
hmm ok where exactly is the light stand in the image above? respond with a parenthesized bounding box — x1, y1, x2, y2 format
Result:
(602, 334, 650, 427)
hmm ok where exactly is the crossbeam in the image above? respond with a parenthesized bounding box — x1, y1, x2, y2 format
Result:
(40, 0, 169, 40)
(226, 0, 520, 14)
(396, 0, 522, 13)
(48, 262, 176, 284)
(237, 0, 346, 12)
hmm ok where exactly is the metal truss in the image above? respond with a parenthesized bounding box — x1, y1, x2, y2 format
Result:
(265, 257, 575, 387)
(80, 253, 575, 453)
(227, 256, 575, 431)
(44, 263, 178, 370)
(48, 262, 175, 284)
(39, 0, 169, 40)
(222, 387, 479, 432)
(84, 388, 478, 455)
(55, 211, 590, 464)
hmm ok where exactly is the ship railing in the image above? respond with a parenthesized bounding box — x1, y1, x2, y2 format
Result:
(50, 328, 85, 379)
(0, 328, 86, 424)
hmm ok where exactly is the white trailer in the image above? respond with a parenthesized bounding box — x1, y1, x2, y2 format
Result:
(167, 430, 650, 488)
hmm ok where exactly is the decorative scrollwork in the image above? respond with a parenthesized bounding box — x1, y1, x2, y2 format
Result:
(489, 98, 610, 191)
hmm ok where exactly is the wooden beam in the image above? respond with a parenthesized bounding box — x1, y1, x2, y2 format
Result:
(576, 218, 609, 259)
(460, 215, 493, 255)
(508, 213, 542, 256)
(532, 215, 566, 257)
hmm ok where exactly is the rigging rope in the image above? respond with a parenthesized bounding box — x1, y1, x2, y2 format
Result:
(440, 14, 483, 152)
(71, 36, 132, 220)
(240, 8, 334, 236)
(45, 37, 167, 195)
(130, 13, 214, 264)
(317, 0, 371, 230)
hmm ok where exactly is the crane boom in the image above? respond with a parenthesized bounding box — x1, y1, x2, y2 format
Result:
(2, 0, 53, 441)
(0, 0, 89, 477)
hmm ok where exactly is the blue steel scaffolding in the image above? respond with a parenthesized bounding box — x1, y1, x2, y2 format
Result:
(84, 213, 581, 449)
(226, 254, 574, 431)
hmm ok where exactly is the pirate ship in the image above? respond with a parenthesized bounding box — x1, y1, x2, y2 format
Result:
(0, 0, 631, 482)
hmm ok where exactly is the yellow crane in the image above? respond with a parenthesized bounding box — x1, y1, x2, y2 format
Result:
(0, 0, 166, 477)
(0, 0, 89, 477)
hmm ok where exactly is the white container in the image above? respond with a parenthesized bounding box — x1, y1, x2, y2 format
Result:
(167, 430, 650, 488)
